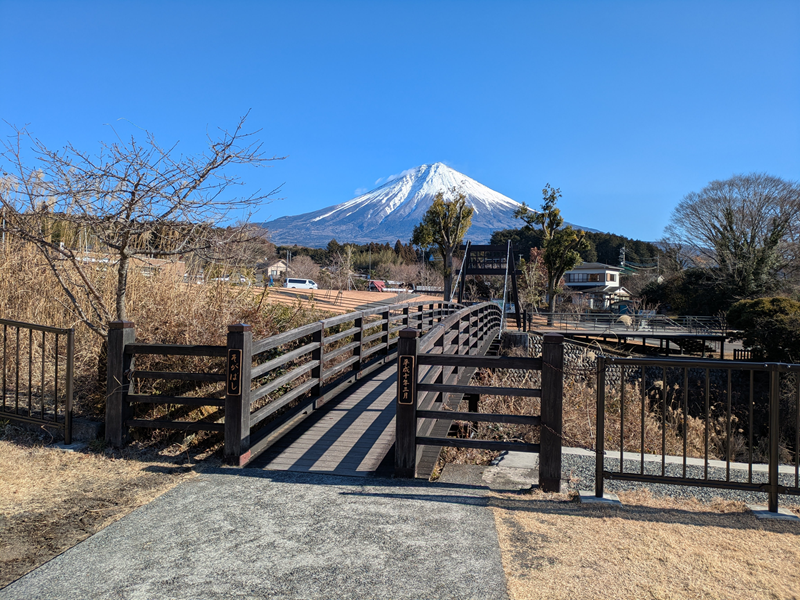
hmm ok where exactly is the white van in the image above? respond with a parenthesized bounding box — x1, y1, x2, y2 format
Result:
(285, 278, 318, 290)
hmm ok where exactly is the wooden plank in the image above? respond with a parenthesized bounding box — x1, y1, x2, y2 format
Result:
(321, 355, 359, 379)
(130, 370, 225, 383)
(249, 379, 318, 426)
(251, 360, 318, 402)
(125, 394, 225, 407)
(416, 436, 540, 452)
(126, 419, 224, 432)
(361, 342, 388, 358)
(322, 341, 359, 362)
(362, 330, 385, 344)
(125, 343, 226, 357)
(323, 326, 360, 345)
(251, 342, 318, 379)
(418, 355, 542, 370)
(416, 410, 540, 425)
(418, 383, 541, 397)
(252, 322, 321, 355)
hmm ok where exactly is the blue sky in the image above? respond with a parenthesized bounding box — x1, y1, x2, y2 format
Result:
(2, 0, 798, 242)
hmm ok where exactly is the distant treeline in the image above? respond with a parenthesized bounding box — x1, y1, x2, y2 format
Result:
(276, 239, 420, 270)
(490, 228, 660, 266)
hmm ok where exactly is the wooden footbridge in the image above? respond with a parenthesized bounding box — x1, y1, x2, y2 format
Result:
(105, 300, 564, 485)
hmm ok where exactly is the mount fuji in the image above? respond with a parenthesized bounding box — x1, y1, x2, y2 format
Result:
(261, 163, 589, 247)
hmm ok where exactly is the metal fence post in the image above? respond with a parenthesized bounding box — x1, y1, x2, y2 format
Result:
(769, 367, 780, 513)
(395, 328, 419, 478)
(64, 328, 74, 445)
(596, 356, 606, 498)
(540, 333, 564, 493)
(225, 324, 252, 466)
(105, 321, 135, 448)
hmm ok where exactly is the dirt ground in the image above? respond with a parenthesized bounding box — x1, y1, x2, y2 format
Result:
(261, 287, 444, 315)
(491, 489, 800, 600)
(0, 427, 216, 589)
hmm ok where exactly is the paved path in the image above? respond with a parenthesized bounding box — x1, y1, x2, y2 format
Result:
(248, 364, 397, 476)
(0, 470, 509, 600)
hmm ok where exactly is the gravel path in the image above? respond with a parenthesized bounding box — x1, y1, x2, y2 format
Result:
(560, 450, 800, 507)
(0, 469, 509, 600)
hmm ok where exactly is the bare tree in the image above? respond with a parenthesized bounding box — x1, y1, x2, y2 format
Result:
(288, 255, 320, 281)
(0, 115, 283, 337)
(663, 173, 800, 300)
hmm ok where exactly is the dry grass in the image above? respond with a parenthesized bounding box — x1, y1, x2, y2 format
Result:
(0, 240, 332, 419)
(492, 488, 800, 600)
(0, 424, 209, 588)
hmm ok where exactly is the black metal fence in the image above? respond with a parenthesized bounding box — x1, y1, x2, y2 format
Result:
(595, 356, 800, 513)
(1, 318, 74, 443)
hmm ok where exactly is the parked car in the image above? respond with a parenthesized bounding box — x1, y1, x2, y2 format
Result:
(285, 278, 318, 290)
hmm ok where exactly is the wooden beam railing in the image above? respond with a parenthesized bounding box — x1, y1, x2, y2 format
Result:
(394, 303, 564, 491)
(105, 300, 462, 464)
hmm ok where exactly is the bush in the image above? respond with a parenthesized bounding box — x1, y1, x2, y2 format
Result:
(727, 297, 800, 362)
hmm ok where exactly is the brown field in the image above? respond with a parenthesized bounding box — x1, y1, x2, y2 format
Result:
(492, 488, 800, 600)
(259, 287, 445, 315)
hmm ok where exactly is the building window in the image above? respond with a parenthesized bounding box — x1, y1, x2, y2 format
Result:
(607, 273, 616, 282)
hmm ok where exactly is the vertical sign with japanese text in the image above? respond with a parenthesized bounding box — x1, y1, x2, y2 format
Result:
(227, 349, 243, 396)
(397, 355, 415, 405)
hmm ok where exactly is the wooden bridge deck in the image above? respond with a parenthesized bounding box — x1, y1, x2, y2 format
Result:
(247, 363, 398, 477)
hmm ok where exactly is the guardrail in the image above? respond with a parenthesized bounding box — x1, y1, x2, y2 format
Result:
(106, 300, 462, 464)
(1, 318, 74, 443)
(595, 356, 800, 513)
(529, 312, 727, 335)
(393, 302, 565, 491)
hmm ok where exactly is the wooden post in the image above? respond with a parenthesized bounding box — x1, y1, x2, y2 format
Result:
(311, 322, 325, 397)
(540, 333, 564, 493)
(395, 328, 419, 478)
(354, 315, 364, 371)
(417, 305, 424, 332)
(381, 308, 390, 355)
(402, 305, 409, 328)
(225, 324, 252, 466)
(105, 321, 135, 448)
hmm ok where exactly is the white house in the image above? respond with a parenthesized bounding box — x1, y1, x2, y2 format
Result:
(562, 262, 630, 309)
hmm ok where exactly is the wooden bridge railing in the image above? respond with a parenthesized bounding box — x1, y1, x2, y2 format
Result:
(394, 302, 564, 490)
(106, 300, 462, 464)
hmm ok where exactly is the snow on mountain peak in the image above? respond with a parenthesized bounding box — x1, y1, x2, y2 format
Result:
(262, 163, 530, 247)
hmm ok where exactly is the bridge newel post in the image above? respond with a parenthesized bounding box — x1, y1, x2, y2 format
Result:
(540, 333, 564, 493)
(417, 305, 423, 333)
(106, 320, 135, 448)
(402, 306, 409, 329)
(395, 328, 419, 478)
(225, 324, 252, 466)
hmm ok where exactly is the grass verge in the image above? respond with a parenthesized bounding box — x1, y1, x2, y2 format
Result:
(491, 489, 800, 600)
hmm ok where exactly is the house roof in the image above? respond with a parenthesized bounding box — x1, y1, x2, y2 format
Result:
(567, 262, 623, 272)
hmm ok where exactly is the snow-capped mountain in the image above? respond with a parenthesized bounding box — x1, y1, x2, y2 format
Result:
(261, 163, 584, 247)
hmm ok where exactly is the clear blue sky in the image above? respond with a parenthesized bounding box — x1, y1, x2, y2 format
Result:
(2, 0, 798, 242)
